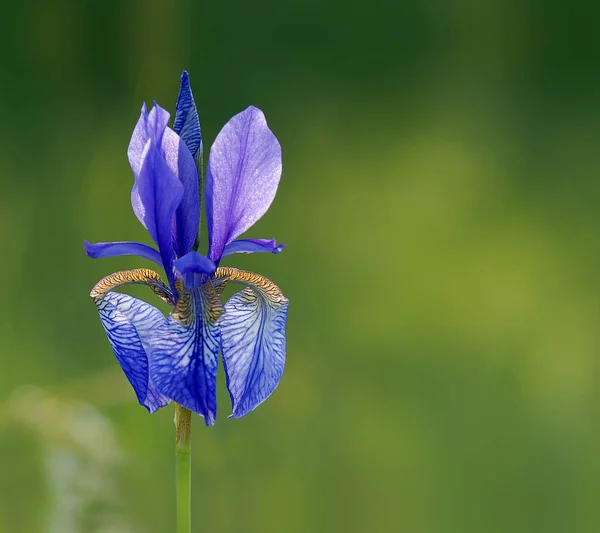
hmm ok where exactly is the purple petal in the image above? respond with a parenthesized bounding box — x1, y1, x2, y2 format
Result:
(173, 71, 202, 160)
(149, 285, 223, 425)
(162, 127, 199, 258)
(222, 238, 285, 257)
(173, 251, 216, 289)
(129, 104, 172, 229)
(84, 240, 162, 267)
(221, 280, 288, 418)
(127, 103, 149, 180)
(127, 103, 200, 280)
(93, 291, 170, 413)
(127, 104, 185, 288)
(206, 106, 282, 261)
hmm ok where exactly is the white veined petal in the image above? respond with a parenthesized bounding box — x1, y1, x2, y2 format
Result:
(220, 275, 288, 418)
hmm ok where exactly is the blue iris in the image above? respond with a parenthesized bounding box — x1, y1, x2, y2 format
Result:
(85, 72, 288, 426)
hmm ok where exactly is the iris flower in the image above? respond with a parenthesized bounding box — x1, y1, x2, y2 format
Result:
(84, 72, 288, 426)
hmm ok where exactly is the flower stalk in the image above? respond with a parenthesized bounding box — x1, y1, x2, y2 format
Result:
(84, 71, 290, 533)
(175, 403, 192, 533)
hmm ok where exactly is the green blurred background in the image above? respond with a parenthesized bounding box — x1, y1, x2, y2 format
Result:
(1, 1, 600, 532)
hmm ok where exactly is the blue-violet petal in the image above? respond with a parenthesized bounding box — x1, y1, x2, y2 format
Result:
(173, 251, 216, 289)
(149, 285, 223, 425)
(93, 291, 170, 413)
(173, 71, 202, 160)
(127, 104, 185, 289)
(206, 106, 282, 261)
(84, 240, 163, 267)
(221, 279, 288, 418)
(161, 126, 199, 258)
(222, 238, 284, 257)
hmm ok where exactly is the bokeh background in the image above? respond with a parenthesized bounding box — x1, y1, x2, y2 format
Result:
(1, 1, 600, 532)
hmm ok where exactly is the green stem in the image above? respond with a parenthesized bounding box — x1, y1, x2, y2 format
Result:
(175, 404, 192, 533)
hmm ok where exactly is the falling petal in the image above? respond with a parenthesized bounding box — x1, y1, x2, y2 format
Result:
(92, 291, 169, 413)
(149, 283, 224, 425)
(216, 268, 288, 418)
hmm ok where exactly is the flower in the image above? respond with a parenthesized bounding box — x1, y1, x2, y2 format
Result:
(84, 72, 288, 426)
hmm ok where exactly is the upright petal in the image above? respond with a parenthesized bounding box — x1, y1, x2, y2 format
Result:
(149, 283, 224, 425)
(129, 103, 170, 233)
(173, 71, 202, 160)
(169, 72, 202, 256)
(127, 103, 149, 180)
(127, 104, 185, 288)
(162, 127, 199, 258)
(90, 270, 173, 413)
(206, 106, 282, 261)
(172, 72, 203, 252)
(215, 267, 288, 418)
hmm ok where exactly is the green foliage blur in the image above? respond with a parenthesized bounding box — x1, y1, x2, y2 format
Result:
(1, 1, 600, 532)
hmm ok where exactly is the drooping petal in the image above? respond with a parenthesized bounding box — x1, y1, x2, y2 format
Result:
(149, 283, 224, 425)
(173, 251, 216, 289)
(90, 270, 173, 413)
(222, 238, 285, 257)
(215, 267, 288, 418)
(206, 106, 282, 261)
(84, 240, 162, 267)
(173, 71, 202, 160)
(127, 104, 185, 289)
